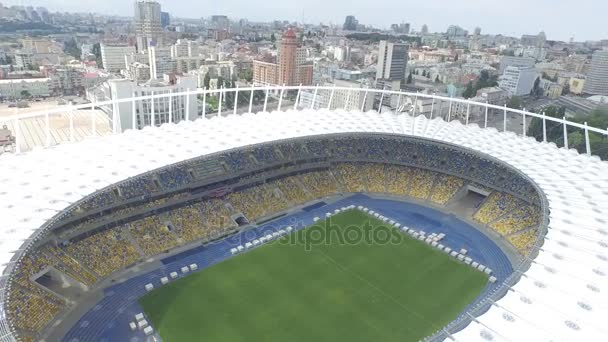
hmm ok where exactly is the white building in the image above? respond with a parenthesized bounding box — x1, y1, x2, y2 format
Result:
(175, 56, 207, 74)
(499, 56, 535, 73)
(125, 62, 151, 82)
(101, 44, 136, 73)
(328, 79, 373, 111)
(476, 87, 509, 105)
(376, 41, 408, 82)
(81, 44, 94, 60)
(583, 49, 608, 96)
(499, 66, 538, 96)
(189, 62, 236, 88)
(148, 47, 176, 79)
(333, 46, 350, 62)
(14, 52, 34, 69)
(106, 75, 198, 132)
(299, 79, 373, 111)
(134, 0, 163, 51)
(171, 40, 200, 58)
(0, 78, 51, 99)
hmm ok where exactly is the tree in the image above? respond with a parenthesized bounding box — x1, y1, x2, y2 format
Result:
(63, 37, 82, 60)
(568, 131, 584, 149)
(463, 81, 475, 99)
(239, 69, 253, 82)
(92, 43, 103, 68)
(531, 77, 543, 98)
(0, 55, 12, 64)
(20, 90, 31, 98)
(203, 73, 211, 89)
(435, 75, 440, 83)
(527, 105, 566, 144)
(562, 83, 570, 95)
(270, 33, 276, 44)
(507, 96, 523, 109)
(223, 78, 234, 108)
(406, 72, 413, 84)
(526, 107, 608, 159)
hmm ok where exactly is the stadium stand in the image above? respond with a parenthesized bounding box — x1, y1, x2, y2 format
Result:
(473, 192, 523, 225)
(227, 183, 289, 221)
(189, 159, 225, 180)
(44, 246, 99, 286)
(272, 176, 313, 206)
(409, 168, 437, 200)
(64, 228, 140, 277)
(334, 163, 366, 192)
(118, 178, 158, 199)
(251, 145, 279, 165)
(7, 252, 66, 334)
(507, 229, 540, 255)
(223, 150, 255, 171)
(430, 174, 465, 204)
(386, 165, 413, 195)
(129, 216, 179, 256)
(157, 167, 192, 189)
(7, 285, 65, 333)
(298, 170, 339, 199)
(199, 199, 236, 235)
(277, 142, 305, 161)
(359, 163, 387, 193)
(166, 204, 209, 243)
(489, 205, 541, 236)
(77, 191, 116, 212)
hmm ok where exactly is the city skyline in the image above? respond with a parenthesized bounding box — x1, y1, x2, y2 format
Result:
(2, 0, 607, 42)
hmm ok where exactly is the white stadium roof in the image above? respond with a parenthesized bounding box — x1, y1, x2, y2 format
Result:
(1, 108, 607, 341)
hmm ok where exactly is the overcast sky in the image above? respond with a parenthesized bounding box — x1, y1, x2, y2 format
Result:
(4, 0, 608, 41)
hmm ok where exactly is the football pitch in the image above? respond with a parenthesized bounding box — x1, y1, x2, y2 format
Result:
(140, 210, 488, 341)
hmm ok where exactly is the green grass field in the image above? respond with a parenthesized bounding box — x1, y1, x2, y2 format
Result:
(140, 210, 488, 342)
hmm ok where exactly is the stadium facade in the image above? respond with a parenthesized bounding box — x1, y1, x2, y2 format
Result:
(0, 87, 607, 341)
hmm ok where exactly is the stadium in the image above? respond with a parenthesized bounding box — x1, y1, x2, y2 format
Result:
(0, 86, 607, 342)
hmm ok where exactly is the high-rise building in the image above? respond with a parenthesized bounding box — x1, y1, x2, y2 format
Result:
(148, 46, 176, 80)
(100, 43, 136, 72)
(521, 32, 546, 48)
(107, 75, 197, 131)
(252, 28, 313, 86)
(583, 49, 608, 95)
(211, 15, 230, 30)
(171, 40, 200, 58)
(499, 56, 536, 73)
(160, 12, 170, 28)
(343, 16, 359, 31)
(134, 0, 163, 51)
(391, 23, 410, 34)
(446, 25, 467, 38)
(498, 66, 538, 96)
(376, 41, 408, 82)
(421, 24, 429, 35)
(278, 29, 299, 86)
